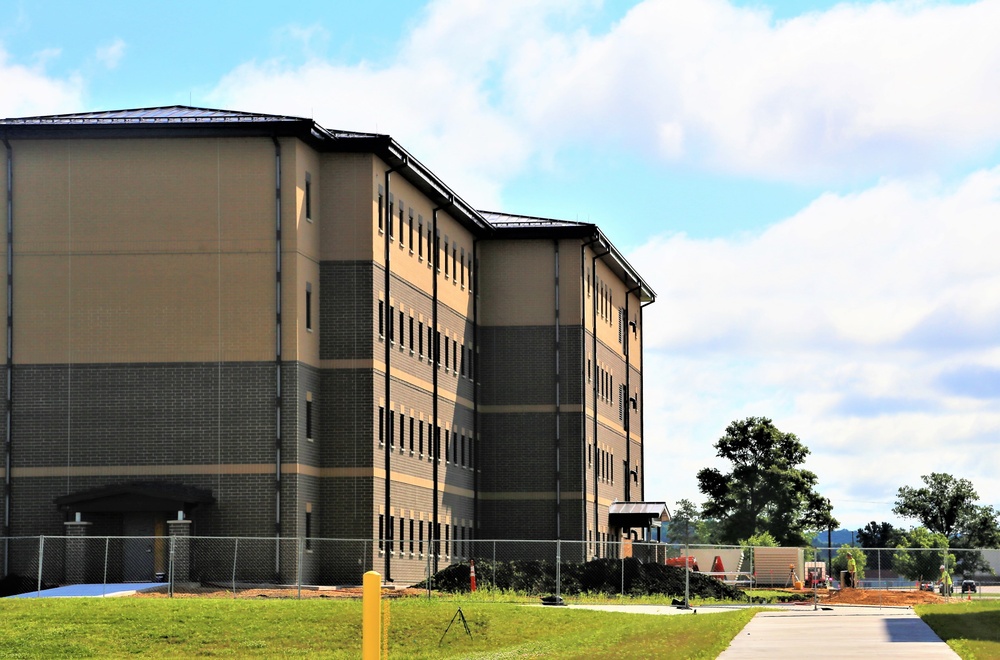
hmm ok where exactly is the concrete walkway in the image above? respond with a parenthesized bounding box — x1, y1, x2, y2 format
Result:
(718, 606, 959, 659)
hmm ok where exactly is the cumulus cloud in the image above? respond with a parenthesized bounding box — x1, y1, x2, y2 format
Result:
(209, 0, 1000, 202)
(94, 38, 126, 70)
(0, 46, 83, 118)
(631, 169, 1000, 526)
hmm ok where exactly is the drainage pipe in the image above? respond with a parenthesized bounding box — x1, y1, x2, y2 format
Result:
(271, 137, 282, 578)
(578, 237, 597, 554)
(3, 137, 12, 574)
(553, 240, 561, 540)
(590, 245, 610, 554)
(382, 160, 406, 582)
(430, 198, 451, 572)
(623, 284, 641, 503)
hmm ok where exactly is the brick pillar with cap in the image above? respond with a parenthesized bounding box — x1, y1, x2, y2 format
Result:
(64, 513, 92, 584)
(168, 513, 193, 583)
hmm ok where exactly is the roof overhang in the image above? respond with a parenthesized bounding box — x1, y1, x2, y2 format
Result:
(0, 105, 493, 238)
(608, 501, 670, 529)
(54, 481, 215, 513)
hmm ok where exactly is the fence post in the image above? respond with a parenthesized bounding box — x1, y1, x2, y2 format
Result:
(555, 539, 561, 601)
(36, 536, 45, 596)
(621, 545, 625, 596)
(168, 535, 175, 598)
(684, 543, 689, 607)
(492, 540, 496, 589)
(103, 537, 110, 597)
(297, 537, 303, 600)
(231, 537, 239, 597)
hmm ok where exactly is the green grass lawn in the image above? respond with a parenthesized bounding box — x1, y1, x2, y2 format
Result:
(915, 600, 1000, 660)
(0, 598, 758, 658)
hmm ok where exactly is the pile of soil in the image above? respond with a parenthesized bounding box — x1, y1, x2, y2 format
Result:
(415, 557, 745, 601)
(825, 588, 946, 606)
(134, 586, 426, 599)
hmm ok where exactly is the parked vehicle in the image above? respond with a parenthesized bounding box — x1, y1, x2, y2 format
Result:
(962, 580, 977, 593)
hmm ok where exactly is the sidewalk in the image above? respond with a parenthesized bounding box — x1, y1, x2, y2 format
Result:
(718, 606, 959, 659)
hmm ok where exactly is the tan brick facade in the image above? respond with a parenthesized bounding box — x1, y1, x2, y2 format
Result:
(0, 107, 654, 583)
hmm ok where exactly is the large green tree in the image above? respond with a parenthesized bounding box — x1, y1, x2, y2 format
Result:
(696, 416, 836, 546)
(856, 521, 904, 549)
(893, 473, 1000, 546)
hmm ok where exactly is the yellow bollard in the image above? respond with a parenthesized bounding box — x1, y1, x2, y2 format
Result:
(363, 571, 382, 660)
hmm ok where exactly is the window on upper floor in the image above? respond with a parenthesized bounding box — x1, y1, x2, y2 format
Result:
(305, 172, 312, 222)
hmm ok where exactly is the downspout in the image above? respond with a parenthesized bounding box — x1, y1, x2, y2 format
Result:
(591, 244, 610, 554)
(3, 137, 12, 574)
(383, 160, 406, 582)
(579, 237, 597, 554)
(430, 197, 451, 573)
(271, 137, 282, 578)
(623, 284, 641, 504)
(640, 299, 653, 506)
(472, 236, 479, 543)
(553, 240, 561, 540)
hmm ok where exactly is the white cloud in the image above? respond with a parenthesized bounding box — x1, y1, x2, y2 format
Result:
(94, 38, 126, 70)
(0, 46, 83, 118)
(632, 168, 1000, 527)
(209, 0, 1000, 200)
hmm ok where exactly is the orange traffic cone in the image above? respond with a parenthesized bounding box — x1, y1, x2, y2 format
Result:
(470, 559, 477, 592)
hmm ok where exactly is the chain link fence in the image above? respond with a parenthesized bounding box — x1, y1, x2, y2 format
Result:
(2, 536, 998, 602)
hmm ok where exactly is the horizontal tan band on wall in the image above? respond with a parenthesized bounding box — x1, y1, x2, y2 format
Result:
(321, 358, 475, 410)
(479, 404, 584, 414)
(10, 463, 474, 499)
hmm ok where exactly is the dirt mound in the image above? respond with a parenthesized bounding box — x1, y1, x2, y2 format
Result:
(825, 588, 946, 606)
(415, 557, 746, 601)
(133, 586, 426, 599)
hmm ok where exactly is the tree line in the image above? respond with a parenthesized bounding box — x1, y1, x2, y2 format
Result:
(664, 417, 1000, 563)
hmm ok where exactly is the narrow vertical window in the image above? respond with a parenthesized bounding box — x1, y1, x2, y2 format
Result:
(409, 316, 414, 353)
(399, 310, 405, 348)
(399, 412, 405, 452)
(418, 216, 424, 259)
(418, 321, 424, 357)
(452, 245, 457, 283)
(306, 393, 313, 440)
(444, 238, 450, 277)
(419, 420, 424, 456)
(409, 519, 415, 554)
(444, 336, 450, 371)
(460, 433, 466, 467)
(388, 194, 394, 239)
(389, 306, 395, 344)
(379, 514, 385, 551)
(378, 186, 384, 233)
(399, 517, 405, 551)
(389, 515, 394, 553)
(468, 254, 473, 292)
(460, 247, 465, 287)
(460, 346, 466, 377)
(408, 209, 414, 250)
(389, 410, 395, 450)
(445, 429, 451, 463)
(419, 520, 424, 554)
(378, 406, 385, 446)
(452, 339, 458, 376)
(409, 416, 414, 453)
(305, 282, 312, 331)
(305, 502, 313, 550)
(429, 326, 435, 362)
(379, 300, 385, 338)
(435, 330, 441, 367)
(399, 203, 405, 246)
(304, 173, 312, 221)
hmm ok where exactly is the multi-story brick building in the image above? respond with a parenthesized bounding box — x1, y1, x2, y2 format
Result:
(0, 107, 658, 583)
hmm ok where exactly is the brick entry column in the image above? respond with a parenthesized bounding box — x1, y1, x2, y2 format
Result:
(64, 514, 92, 584)
(167, 515, 193, 583)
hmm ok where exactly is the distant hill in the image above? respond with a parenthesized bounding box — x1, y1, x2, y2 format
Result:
(811, 529, 855, 548)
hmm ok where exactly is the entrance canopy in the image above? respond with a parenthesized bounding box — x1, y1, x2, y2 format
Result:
(54, 481, 215, 513)
(608, 501, 670, 529)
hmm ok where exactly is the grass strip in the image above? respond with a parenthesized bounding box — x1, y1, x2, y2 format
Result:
(915, 600, 1000, 660)
(0, 598, 758, 658)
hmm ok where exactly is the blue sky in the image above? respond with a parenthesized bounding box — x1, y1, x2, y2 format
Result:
(4, 0, 1000, 532)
